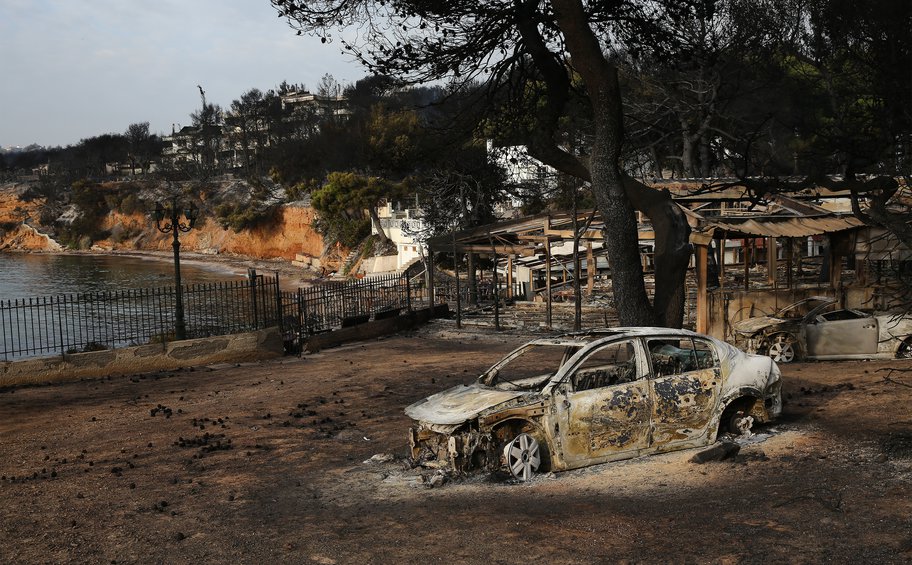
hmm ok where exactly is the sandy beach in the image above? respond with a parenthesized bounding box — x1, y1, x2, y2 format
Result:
(79, 249, 323, 290)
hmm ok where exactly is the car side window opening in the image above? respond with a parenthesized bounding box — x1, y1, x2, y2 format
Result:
(570, 340, 639, 392)
(819, 309, 865, 322)
(647, 338, 718, 378)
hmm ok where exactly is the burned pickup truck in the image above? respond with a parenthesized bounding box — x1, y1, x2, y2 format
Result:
(406, 328, 781, 481)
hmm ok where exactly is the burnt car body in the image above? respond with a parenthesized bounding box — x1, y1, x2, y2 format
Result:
(405, 328, 781, 480)
(732, 297, 912, 363)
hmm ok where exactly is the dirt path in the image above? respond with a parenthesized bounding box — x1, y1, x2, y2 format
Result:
(2, 324, 912, 564)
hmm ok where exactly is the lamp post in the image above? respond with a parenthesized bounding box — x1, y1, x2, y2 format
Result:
(153, 197, 199, 340)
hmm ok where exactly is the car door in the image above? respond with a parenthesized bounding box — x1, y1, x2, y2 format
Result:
(554, 339, 652, 463)
(804, 309, 879, 358)
(646, 337, 722, 450)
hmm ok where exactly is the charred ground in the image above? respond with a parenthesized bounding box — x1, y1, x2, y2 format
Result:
(1, 324, 911, 563)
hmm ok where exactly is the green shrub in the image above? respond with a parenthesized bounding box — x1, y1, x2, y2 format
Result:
(215, 202, 279, 233)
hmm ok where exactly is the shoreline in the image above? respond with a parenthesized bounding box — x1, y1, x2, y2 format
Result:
(105, 249, 322, 290)
(3, 248, 321, 291)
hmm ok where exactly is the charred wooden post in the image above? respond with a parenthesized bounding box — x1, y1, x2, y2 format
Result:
(506, 254, 514, 301)
(692, 231, 712, 335)
(786, 237, 794, 289)
(767, 237, 777, 286)
(743, 238, 750, 292)
(545, 227, 553, 330)
(586, 241, 595, 293)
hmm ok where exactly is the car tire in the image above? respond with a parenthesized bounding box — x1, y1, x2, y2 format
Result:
(897, 337, 912, 359)
(720, 400, 754, 437)
(501, 432, 545, 481)
(765, 333, 798, 363)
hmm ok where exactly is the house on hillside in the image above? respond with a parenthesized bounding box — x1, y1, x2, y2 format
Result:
(280, 90, 351, 138)
(372, 201, 426, 271)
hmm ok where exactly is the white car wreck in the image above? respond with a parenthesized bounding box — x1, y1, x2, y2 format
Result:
(406, 328, 781, 481)
(732, 296, 912, 363)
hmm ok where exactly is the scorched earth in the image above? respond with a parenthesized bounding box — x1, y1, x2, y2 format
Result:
(1, 323, 911, 564)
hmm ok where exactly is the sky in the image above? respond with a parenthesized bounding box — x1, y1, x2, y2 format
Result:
(0, 0, 365, 148)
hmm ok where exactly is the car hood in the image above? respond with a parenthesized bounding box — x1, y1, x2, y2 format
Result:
(732, 316, 785, 335)
(404, 383, 527, 426)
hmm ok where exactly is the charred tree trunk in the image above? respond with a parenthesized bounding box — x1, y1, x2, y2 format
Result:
(467, 252, 478, 305)
(554, 0, 656, 327)
(623, 178, 692, 328)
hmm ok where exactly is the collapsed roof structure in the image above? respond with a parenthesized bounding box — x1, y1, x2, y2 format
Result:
(425, 181, 910, 338)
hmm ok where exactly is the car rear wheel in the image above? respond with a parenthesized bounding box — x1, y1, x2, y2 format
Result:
(766, 333, 797, 363)
(897, 337, 912, 359)
(502, 433, 542, 481)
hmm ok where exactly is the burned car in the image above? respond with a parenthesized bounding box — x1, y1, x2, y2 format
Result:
(732, 296, 912, 363)
(405, 328, 781, 481)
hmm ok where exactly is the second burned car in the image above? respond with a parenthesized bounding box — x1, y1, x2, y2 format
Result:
(405, 328, 781, 481)
(732, 296, 912, 363)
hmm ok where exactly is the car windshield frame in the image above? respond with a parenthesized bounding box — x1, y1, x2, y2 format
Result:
(773, 297, 836, 319)
(476, 332, 625, 390)
(478, 339, 589, 388)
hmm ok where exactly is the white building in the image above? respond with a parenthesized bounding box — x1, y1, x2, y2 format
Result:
(374, 201, 426, 270)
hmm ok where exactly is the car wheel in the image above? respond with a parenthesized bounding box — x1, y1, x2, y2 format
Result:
(766, 333, 798, 363)
(896, 337, 912, 359)
(502, 433, 542, 481)
(720, 401, 754, 436)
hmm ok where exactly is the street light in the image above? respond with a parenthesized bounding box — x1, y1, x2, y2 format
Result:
(153, 196, 199, 340)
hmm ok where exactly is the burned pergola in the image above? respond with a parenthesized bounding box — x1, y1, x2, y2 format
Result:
(689, 196, 867, 336)
(428, 210, 620, 327)
(424, 188, 905, 336)
(425, 210, 666, 328)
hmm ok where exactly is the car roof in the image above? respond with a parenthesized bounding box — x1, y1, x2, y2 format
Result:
(528, 327, 706, 347)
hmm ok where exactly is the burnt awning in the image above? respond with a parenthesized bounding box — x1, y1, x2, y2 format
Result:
(702, 214, 865, 239)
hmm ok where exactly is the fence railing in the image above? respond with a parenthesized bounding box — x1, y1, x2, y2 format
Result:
(279, 273, 434, 344)
(434, 279, 526, 307)
(0, 273, 282, 361)
(2, 269, 455, 362)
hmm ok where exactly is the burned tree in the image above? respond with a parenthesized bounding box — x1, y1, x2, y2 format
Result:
(271, 0, 696, 327)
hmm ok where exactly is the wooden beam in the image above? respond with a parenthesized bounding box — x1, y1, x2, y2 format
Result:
(543, 228, 657, 240)
(528, 266, 534, 301)
(743, 238, 750, 292)
(695, 243, 709, 334)
(543, 229, 603, 239)
(506, 255, 513, 300)
(516, 234, 563, 242)
(767, 237, 777, 285)
(786, 238, 793, 289)
(586, 241, 595, 293)
(719, 232, 726, 283)
(545, 237, 552, 330)
(449, 244, 535, 256)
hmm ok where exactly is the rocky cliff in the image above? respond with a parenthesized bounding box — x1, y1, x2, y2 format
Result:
(0, 181, 338, 269)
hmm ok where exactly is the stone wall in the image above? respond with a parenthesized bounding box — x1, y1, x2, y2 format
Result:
(0, 327, 283, 387)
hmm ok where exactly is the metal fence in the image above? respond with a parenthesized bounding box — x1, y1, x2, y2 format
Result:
(279, 272, 432, 346)
(434, 279, 526, 307)
(0, 273, 282, 361)
(2, 269, 452, 361)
